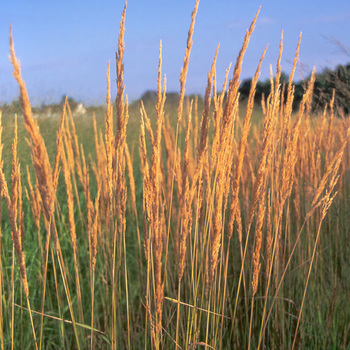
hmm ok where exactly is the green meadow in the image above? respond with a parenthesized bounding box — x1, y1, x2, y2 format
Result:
(1, 2, 350, 349)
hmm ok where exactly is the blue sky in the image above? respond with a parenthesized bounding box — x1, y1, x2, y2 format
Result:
(1, 0, 349, 106)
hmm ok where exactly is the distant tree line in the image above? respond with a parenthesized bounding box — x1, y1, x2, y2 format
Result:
(140, 91, 201, 106)
(238, 63, 350, 114)
(313, 63, 350, 113)
(140, 62, 350, 115)
(0, 95, 104, 116)
(2, 62, 349, 115)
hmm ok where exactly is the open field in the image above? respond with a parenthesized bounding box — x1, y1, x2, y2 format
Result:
(1, 2, 350, 349)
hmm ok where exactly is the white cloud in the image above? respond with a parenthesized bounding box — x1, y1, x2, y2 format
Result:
(257, 16, 274, 26)
(307, 12, 350, 24)
(226, 16, 274, 30)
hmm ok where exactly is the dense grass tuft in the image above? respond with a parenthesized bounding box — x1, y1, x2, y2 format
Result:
(1, 2, 350, 349)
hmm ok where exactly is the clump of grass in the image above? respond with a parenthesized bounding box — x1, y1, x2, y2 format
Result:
(1, 2, 350, 350)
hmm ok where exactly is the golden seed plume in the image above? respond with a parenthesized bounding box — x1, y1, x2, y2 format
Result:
(178, 0, 199, 124)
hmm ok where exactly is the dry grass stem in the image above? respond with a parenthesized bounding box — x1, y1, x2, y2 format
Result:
(3, 5, 350, 350)
(178, 0, 199, 124)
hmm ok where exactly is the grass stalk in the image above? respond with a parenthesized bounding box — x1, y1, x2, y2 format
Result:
(2, 4, 350, 349)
